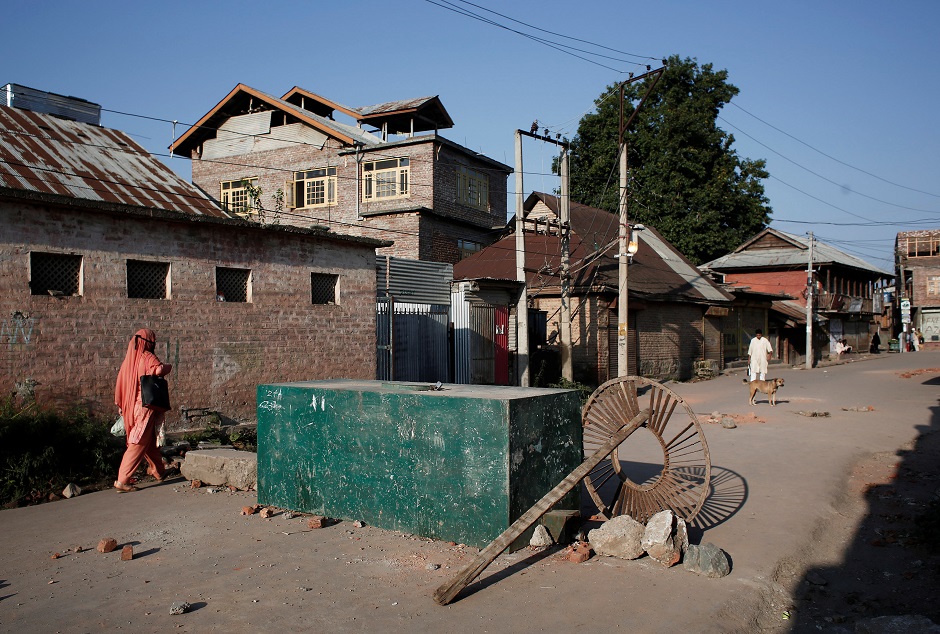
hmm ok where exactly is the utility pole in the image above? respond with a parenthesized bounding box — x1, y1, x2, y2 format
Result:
(805, 232, 814, 370)
(514, 131, 529, 386)
(617, 67, 665, 376)
(559, 147, 573, 381)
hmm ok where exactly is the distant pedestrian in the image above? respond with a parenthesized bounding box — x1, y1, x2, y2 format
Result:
(113, 329, 174, 492)
(913, 328, 922, 352)
(747, 329, 773, 382)
(870, 331, 881, 354)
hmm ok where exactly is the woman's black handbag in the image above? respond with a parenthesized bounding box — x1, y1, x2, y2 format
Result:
(140, 375, 170, 412)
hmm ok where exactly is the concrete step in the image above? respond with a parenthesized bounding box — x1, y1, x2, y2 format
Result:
(180, 448, 257, 491)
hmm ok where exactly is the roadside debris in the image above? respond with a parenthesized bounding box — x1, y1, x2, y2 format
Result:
(241, 505, 259, 516)
(842, 406, 875, 412)
(352, 520, 365, 528)
(795, 410, 831, 417)
(259, 507, 275, 519)
(62, 483, 81, 498)
(567, 542, 592, 563)
(169, 601, 191, 615)
(97, 538, 118, 553)
(121, 545, 133, 561)
(307, 516, 328, 530)
(50, 552, 61, 559)
(528, 525, 554, 548)
(683, 542, 731, 578)
(190, 480, 202, 489)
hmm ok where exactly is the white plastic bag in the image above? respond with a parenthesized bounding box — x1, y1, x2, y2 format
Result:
(111, 414, 126, 437)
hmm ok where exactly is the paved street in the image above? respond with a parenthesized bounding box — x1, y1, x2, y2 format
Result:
(1, 351, 938, 633)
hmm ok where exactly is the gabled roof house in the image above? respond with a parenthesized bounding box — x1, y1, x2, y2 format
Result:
(170, 85, 511, 265)
(454, 192, 732, 385)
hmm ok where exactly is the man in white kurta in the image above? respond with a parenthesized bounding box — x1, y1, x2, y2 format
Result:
(747, 329, 773, 382)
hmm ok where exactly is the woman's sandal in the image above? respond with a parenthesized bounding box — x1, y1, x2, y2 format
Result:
(113, 481, 138, 493)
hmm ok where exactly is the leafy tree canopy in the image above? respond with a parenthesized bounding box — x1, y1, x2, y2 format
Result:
(564, 54, 772, 264)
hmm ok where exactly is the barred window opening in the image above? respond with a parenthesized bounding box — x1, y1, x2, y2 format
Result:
(311, 273, 338, 305)
(127, 260, 169, 299)
(216, 267, 251, 303)
(30, 252, 82, 296)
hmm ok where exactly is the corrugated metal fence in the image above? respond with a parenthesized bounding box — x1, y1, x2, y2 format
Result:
(376, 298, 450, 382)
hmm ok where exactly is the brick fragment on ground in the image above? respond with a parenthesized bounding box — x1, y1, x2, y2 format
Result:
(259, 507, 274, 518)
(121, 545, 133, 561)
(241, 506, 256, 516)
(307, 516, 326, 529)
(568, 542, 592, 563)
(190, 479, 202, 489)
(97, 538, 118, 553)
(50, 553, 61, 559)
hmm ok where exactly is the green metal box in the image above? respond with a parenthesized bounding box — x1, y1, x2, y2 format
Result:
(257, 380, 582, 548)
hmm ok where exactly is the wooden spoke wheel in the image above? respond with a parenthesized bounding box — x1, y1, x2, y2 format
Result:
(581, 376, 711, 524)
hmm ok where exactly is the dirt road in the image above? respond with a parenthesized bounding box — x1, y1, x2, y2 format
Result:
(1, 351, 938, 633)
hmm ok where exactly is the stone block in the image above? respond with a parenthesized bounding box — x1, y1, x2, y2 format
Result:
(121, 545, 133, 561)
(180, 449, 256, 491)
(589, 515, 645, 560)
(97, 538, 118, 553)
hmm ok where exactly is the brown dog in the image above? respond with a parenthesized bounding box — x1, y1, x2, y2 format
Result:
(743, 377, 785, 406)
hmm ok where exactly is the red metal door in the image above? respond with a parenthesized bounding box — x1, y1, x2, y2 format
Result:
(494, 305, 509, 385)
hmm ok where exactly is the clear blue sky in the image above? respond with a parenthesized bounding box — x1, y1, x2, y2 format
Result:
(7, 0, 939, 271)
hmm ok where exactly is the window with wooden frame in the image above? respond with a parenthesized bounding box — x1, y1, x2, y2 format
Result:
(29, 252, 82, 296)
(906, 235, 940, 258)
(928, 275, 940, 295)
(127, 260, 170, 299)
(456, 166, 489, 211)
(215, 267, 251, 303)
(457, 239, 482, 261)
(220, 178, 258, 216)
(287, 167, 337, 209)
(362, 157, 409, 201)
(311, 273, 338, 305)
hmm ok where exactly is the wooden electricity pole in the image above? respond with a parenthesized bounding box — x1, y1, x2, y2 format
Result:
(805, 232, 814, 370)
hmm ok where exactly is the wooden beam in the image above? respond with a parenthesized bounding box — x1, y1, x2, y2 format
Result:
(433, 407, 652, 605)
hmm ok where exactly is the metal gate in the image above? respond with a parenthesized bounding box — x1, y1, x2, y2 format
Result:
(377, 298, 450, 382)
(470, 303, 495, 384)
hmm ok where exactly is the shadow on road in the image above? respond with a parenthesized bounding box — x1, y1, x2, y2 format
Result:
(787, 397, 940, 632)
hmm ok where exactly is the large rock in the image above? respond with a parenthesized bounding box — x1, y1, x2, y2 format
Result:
(642, 510, 681, 567)
(588, 515, 645, 560)
(180, 449, 256, 490)
(683, 542, 730, 578)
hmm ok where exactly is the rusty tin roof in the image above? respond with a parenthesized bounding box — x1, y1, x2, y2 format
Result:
(0, 105, 225, 216)
(454, 192, 733, 304)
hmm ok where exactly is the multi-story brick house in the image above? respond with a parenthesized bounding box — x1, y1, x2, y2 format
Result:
(170, 84, 512, 264)
(453, 193, 733, 386)
(0, 90, 388, 426)
(703, 228, 891, 362)
(896, 229, 940, 348)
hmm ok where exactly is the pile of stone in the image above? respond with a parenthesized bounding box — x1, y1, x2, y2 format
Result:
(587, 510, 730, 578)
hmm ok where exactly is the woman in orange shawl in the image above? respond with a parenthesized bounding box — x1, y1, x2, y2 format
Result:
(114, 329, 173, 492)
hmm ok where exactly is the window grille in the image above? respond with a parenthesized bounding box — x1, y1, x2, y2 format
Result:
(216, 267, 251, 303)
(127, 260, 169, 299)
(311, 273, 338, 305)
(30, 252, 82, 296)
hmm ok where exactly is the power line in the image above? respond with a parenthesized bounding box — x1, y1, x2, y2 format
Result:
(719, 115, 940, 216)
(729, 101, 940, 199)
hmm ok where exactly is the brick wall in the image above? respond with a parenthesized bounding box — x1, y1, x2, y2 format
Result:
(191, 131, 510, 263)
(532, 295, 705, 384)
(0, 200, 378, 429)
(910, 264, 940, 308)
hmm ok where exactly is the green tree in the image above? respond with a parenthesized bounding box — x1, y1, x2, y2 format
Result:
(565, 55, 771, 264)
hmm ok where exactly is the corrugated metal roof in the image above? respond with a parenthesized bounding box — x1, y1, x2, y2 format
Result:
(704, 228, 891, 275)
(376, 256, 453, 305)
(355, 97, 438, 116)
(0, 105, 226, 216)
(454, 192, 733, 304)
